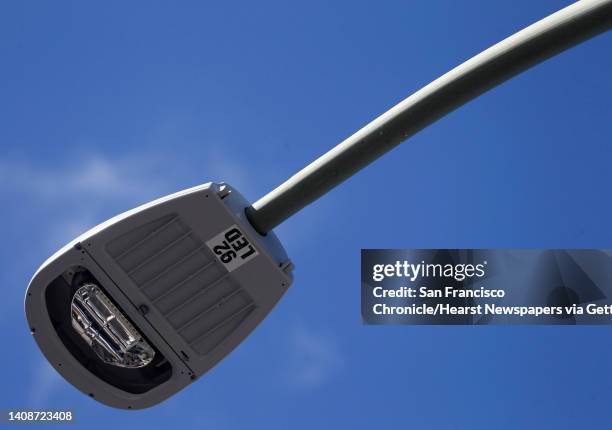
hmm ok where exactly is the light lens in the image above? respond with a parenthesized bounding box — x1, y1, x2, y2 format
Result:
(71, 283, 155, 368)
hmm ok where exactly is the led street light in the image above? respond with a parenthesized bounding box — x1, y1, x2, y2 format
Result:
(25, 0, 612, 410)
(26, 183, 293, 409)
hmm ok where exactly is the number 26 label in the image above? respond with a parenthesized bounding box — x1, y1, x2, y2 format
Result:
(206, 225, 259, 272)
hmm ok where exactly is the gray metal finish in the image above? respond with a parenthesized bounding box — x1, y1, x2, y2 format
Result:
(25, 182, 293, 409)
(246, 0, 612, 234)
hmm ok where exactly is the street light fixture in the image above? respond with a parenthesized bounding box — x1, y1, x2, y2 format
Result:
(25, 0, 612, 409)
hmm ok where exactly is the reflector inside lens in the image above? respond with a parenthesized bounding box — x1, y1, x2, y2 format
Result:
(71, 283, 155, 368)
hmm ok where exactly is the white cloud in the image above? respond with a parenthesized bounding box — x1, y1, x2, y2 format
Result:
(1, 148, 261, 246)
(0, 153, 182, 250)
(286, 325, 343, 389)
(0, 154, 171, 202)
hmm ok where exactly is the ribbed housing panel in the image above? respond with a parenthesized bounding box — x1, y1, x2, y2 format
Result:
(105, 214, 254, 356)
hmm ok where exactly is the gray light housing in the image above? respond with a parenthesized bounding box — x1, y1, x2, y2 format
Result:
(25, 182, 293, 409)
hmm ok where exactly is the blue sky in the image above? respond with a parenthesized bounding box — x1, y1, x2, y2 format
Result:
(1, 0, 611, 428)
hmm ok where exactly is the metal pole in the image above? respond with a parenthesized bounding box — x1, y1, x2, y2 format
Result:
(246, 0, 612, 234)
